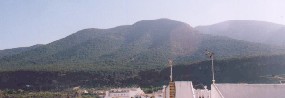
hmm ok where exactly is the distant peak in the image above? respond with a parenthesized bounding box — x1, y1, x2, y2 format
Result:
(219, 20, 284, 26)
(134, 18, 185, 24)
(133, 18, 191, 29)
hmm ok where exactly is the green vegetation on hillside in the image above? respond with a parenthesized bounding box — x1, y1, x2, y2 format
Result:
(1, 19, 285, 91)
(1, 55, 285, 90)
(0, 44, 43, 59)
(0, 19, 283, 72)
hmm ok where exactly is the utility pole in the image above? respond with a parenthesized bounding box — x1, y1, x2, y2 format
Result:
(169, 59, 173, 82)
(206, 50, 215, 84)
(168, 59, 175, 98)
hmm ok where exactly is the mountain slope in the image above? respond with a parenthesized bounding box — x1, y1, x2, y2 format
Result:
(0, 44, 43, 59)
(196, 20, 285, 46)
(0, 19, 283, 72)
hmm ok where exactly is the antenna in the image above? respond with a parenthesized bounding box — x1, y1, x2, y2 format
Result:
(169, 59, 173, 82)
(205, 50, 215, 84)
(168, 59, 175, 98)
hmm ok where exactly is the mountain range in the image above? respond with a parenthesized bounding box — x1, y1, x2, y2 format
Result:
(196, 20, 285, 47)
(0, 19, 285, 90)
(0, 19, 283, 72)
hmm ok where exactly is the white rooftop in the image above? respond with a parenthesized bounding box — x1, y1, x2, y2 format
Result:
(212, 83, 285, 98)
(166, 81, 195, 98)
(175, 81, 195, 98)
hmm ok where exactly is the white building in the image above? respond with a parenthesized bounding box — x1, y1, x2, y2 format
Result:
(104, 87, 145, 98)
(165, 81, 197, 98)
(195, 87, 210, 98)
(163, 60, 211, 98)
(163, 82, 285, 98)
(161, 59, 285, 98)
(211, 83, 285, 98)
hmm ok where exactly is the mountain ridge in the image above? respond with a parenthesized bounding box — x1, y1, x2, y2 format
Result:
(0, 19, 283, 72)
(1, 19, 285, 90)
(0, 44, 43, 59)
(196, 20, 285, 46)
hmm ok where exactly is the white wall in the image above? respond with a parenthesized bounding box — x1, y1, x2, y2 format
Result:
(175, 81, 195, 98)
(210, 84, 223, 98)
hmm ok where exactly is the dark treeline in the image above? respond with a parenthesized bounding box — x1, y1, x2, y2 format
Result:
(0, 70, 138, 91)
(1, 55, 285, 91)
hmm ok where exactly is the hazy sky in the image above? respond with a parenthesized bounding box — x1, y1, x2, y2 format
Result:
(1, 0, 285, 50)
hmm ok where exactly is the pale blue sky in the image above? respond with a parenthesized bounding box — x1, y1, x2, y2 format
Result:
(1, 0, 285, 50)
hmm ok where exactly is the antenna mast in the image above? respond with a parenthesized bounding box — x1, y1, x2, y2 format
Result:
(206, 50, 215, 84)
(169, 59, 173, 82)
(168, 59, 175, 98)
